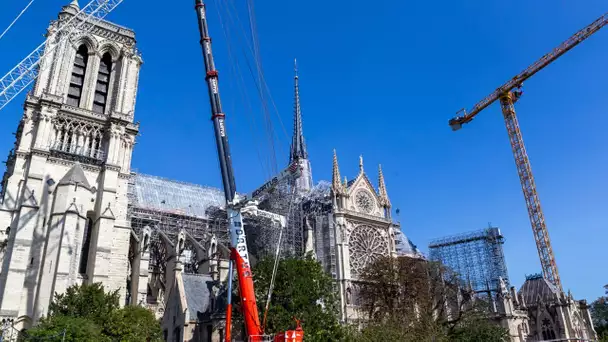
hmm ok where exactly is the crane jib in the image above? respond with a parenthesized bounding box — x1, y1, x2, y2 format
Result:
(452, 12, 608, 125)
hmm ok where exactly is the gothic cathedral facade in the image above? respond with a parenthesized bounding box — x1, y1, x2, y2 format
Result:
(0, 2, 141, 329)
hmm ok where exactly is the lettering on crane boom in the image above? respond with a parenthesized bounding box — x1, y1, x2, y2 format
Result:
(250, 162, 302, 199)
(228, 208, 251, 275)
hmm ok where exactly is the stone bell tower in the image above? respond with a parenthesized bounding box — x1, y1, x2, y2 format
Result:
(0, 0, 141, 329)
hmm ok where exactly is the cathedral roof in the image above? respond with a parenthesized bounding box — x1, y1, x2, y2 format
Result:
(182, 274, 213, 315)
(131, 173, 225, 218)
(395, 230, 422, 257)
(58, 163, 91, 190)
(519, 274, 560, 305)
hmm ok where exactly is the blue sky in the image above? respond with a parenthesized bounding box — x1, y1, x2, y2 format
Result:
(0, 0, 606, 301)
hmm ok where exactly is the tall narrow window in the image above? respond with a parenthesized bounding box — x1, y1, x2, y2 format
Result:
(67, 45, 88, 107)
(79, 217, 93, 274)
(93, 53, 112, 114)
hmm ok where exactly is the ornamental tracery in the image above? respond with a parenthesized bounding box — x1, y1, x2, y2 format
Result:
(348, 225, 388, 276)
(51, 115, 105, 160)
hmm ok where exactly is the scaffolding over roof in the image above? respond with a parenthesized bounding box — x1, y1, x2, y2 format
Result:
(131, 173, 225, 218)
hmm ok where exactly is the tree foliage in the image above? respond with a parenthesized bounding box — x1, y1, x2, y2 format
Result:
(27, 283, 162, 342)
(591, 284, 608, 341)
(253, 254, 350, 342)
(355, 255, 509, 341)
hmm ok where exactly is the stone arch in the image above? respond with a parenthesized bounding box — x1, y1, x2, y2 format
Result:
(537, 311, 557, 341)
(70, 33, 99, 53)
(179, 231, 206, 274)
(97, 41, 121, 62)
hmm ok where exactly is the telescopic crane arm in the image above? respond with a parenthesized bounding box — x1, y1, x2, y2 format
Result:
(194, 1, 303, 341)
(449, 12, 608, 292)
(194, 0, 261, 340)
(450, 13, 608, 131)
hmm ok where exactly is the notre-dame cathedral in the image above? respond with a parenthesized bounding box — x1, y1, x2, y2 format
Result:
(0, 2, 417, 340)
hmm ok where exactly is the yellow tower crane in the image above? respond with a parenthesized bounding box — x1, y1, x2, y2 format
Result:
(449, 13, 608, 292)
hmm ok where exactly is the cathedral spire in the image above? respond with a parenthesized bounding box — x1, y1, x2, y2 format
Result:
(378, 164, 391, 207)
(290, 58, 307, 163)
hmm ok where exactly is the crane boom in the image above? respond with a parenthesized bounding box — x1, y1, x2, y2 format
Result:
(193, 1, 263, 340)
(449, 12, 608, 130)
(0, 0, 123, 111)
(194, 3, 304, 340)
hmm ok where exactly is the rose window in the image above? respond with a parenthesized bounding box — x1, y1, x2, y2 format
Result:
(349, 225, 388, 275)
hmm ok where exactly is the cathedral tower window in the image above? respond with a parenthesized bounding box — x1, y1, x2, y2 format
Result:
(93, 53, 112, 114)
(67, 45, 89, 107)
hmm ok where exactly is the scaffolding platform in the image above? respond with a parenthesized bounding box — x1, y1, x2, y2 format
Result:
(429, 227, 509, 295)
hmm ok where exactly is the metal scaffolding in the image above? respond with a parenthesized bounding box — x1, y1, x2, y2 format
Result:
(127, 172, 297, 263)
(299, 181, 336, 276)
(428, 227, 509, 295)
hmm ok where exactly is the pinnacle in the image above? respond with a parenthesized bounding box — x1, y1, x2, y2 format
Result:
(359, 155, 364, 173)
(69, 0, 80, 10)
(332, 149, 343, 193)
(378, 164, 391, 207)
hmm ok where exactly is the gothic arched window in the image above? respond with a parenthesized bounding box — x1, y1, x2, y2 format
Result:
(67, 45, 89, 107)
(93, 53, 112, 114)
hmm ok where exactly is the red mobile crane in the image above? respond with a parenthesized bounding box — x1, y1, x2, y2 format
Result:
(449, 12, 608, 291)
(193, 1, 303, 341)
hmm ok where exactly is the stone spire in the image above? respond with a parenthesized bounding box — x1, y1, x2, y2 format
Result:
(332, 149, 343, 194)
(378, 164, 391, 207)
(289, 59, 307, 163)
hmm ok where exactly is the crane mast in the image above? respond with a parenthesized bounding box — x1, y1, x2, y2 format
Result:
(450, 13, 608, 291)
(194, 0, 262, 340)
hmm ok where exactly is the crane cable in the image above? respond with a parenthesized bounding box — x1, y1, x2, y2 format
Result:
(0, 0, 35, 42)
(231, 0, 291, 146)
(213, 0, 272, 180)
(219, 0, 278, 176)
(244, 0, 273, 168)
(262, 184, 297, 332)
(223, 0, 292, 172)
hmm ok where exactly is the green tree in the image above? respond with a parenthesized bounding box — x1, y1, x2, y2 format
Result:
(105, 305, 163, 341)
(26, 315, 108, 342)
(591, 284, 608, 341)
(253, 254, 349, 342)
(26, 283, 162, 342)
(355, 256, 508, 341)
(449, 312, 510, 342)
(48, 282, 120, 327)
